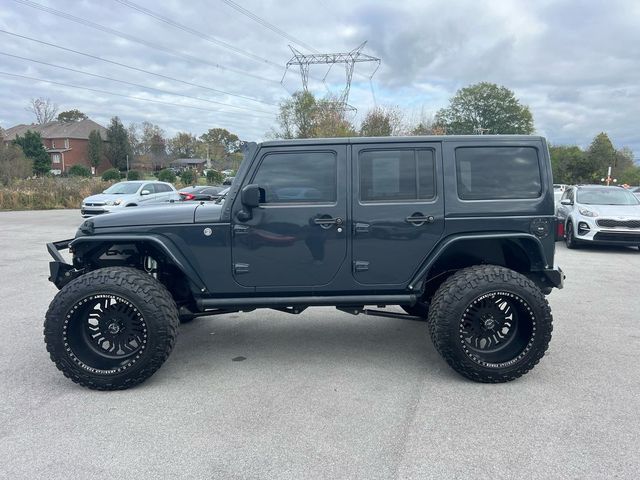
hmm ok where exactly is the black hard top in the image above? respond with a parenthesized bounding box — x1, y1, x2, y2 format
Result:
(259, 135, 546, 148)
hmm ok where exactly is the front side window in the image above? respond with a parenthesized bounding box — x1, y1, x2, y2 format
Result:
(455, 147, 542, 200)
(359, 149, 435, 202)
(252, 151, 337, 204)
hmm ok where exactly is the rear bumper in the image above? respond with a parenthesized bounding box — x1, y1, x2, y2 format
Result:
(542, 267, 565, 289)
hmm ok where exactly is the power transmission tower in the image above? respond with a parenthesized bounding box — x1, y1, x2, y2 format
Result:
(281, 41, 380, 112)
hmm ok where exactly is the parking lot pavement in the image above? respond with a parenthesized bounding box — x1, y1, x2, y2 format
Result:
(0, 209, 638, 480)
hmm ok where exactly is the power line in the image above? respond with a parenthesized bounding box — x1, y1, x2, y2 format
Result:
(12, 0, 279, 85)
(219, 0, 319, 53)
(0, 30, 277, 108)
(113, 0, 281, 68)
(0, 51, 275, 116)
(0, 71, 274, 118)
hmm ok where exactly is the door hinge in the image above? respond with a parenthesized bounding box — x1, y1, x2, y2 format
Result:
(233, 224, 250, 235)
(233, 263, 250, 274)
(353, 260, 370, 272)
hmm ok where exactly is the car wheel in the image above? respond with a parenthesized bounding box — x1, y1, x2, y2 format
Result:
(44, 267, 179, 390)
(427, 265, 553, 383)
(565, 221, 579, 249)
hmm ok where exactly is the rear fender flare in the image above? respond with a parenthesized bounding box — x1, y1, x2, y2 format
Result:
(408, 233, 548, 290)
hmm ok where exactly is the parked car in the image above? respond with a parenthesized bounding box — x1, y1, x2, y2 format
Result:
(178, 185, 225, 201)
(222, 176, 235, 185)
(81, 181, 179, 217)
(556, 184, 640, 249)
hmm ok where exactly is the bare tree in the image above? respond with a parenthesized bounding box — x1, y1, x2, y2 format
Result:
(26, 97, 59, 124)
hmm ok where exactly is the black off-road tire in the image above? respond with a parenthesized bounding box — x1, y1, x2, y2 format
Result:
(427, 265, 552, 383)
(565, 221, 579, 249)
(44, 267, 179, 390)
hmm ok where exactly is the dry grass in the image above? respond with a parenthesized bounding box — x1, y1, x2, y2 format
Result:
(0, 177, 112, 210)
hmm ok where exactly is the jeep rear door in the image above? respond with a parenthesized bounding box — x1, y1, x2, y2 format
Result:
(231, 145, 348, 289)
(351, 142, 445, 285)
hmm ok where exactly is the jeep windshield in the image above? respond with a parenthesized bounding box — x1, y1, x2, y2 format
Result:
(577, 188, 639, 205)
(103, 183, 140, 194)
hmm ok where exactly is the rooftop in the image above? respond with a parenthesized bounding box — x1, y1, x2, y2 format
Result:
(3, 118, 108, 141)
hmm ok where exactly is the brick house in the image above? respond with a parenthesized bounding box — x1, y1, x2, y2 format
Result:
(3, 118, 111, 174)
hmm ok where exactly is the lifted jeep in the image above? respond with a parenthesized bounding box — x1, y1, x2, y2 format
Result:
(45, 135, 564, 390)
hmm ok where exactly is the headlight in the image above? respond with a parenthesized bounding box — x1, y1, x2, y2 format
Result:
(579, 208, 597, 217)
(114, 199, 123, 205)
(105, 200, 114, 206)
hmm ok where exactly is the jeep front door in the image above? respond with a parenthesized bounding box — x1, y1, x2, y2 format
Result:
(351, 143, 444, 285)
(231, 146, 347, 289)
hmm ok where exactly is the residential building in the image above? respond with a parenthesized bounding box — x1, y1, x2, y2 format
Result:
(3, 118, 110, 174)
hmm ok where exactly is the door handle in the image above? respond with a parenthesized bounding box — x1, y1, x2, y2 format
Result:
(405, 213, 435, 226)
(313, 216, 343, 229)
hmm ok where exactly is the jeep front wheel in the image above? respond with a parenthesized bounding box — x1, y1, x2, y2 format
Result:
(44, 267, 179, 390)
(427, 265, 552, 383)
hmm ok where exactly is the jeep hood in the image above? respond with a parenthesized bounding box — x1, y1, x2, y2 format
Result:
(86, 202, 223, 229)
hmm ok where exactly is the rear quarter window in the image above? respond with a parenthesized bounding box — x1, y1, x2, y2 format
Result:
(455, 146, 542, 200)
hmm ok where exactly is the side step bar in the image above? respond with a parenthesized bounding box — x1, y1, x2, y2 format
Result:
(197, 294, 416, 310)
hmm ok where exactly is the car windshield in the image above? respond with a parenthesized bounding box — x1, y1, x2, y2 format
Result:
(103, 183, 140, 194)
(577, 188, 639, 205)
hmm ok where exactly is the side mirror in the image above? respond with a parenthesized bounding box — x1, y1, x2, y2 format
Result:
(140, 189, 151, 196)
(241, 184, 261, 208)
(560, 199, 572, 205)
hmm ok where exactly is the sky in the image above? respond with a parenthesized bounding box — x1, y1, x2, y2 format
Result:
(0, 0, 638, 158)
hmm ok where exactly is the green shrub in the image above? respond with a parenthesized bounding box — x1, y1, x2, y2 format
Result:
(102, 168, 121, 181)
(68, 165, 91, 177)
(157, 168, 176, 183)
(206, 169, 224, 184)
(180, 169, 196, 186)
(127, 170, 142, 180)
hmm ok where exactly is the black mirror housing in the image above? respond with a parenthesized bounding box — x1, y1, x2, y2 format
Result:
(241, 184, 261, 209)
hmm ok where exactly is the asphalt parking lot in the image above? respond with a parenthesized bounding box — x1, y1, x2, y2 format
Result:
(0, 209, 638, 480)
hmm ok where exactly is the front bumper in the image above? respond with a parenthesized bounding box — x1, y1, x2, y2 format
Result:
(47, 239, 79, 289)
(573, 217, 640, 246)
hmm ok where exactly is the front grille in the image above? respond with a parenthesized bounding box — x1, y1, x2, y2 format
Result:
(596, 219, 640, 229)
(594, 232, 640, 243)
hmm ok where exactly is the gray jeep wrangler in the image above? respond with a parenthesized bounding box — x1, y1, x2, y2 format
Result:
(45, 135, 564, 390)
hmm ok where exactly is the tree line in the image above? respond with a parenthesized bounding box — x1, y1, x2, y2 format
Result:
(2, 82, 638, 186)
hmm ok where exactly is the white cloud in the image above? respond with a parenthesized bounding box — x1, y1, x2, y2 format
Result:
(0, 0, 638, 156)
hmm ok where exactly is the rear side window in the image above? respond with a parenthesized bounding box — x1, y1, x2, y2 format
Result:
(359, 149, 435, 202)
(253, 151, 337, 204)
(455, 147, 541, 200)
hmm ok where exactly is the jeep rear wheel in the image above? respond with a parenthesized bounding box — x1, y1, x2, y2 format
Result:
(427, 265, 552, 383)
(44, 267, 179, 390)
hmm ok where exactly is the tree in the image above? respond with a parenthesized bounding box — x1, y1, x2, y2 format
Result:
(272, 91, 356, 139)
(199, 128, 241, 169)
(0, 129, 32, 185)
(13, 130, 50, 175)
(157, 168, 177, 183)
(87, 130, 103, 170)
(101, 168, 121, 181)
(57, 109, 87, 122)
(435, 82, 534, 135)
(549, 145, 594, 184)
(359, 106, 404, 137)
(26, 97, 58, 124)
(586, 132, 617, 179)
(169, 132, 199, 159)
(105, 116, 132, 170)
(180, 169, 197, 185)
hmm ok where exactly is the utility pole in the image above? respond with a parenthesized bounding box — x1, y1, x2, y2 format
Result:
(126, 154, 129, 174)
(206, 144, 211, 170)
